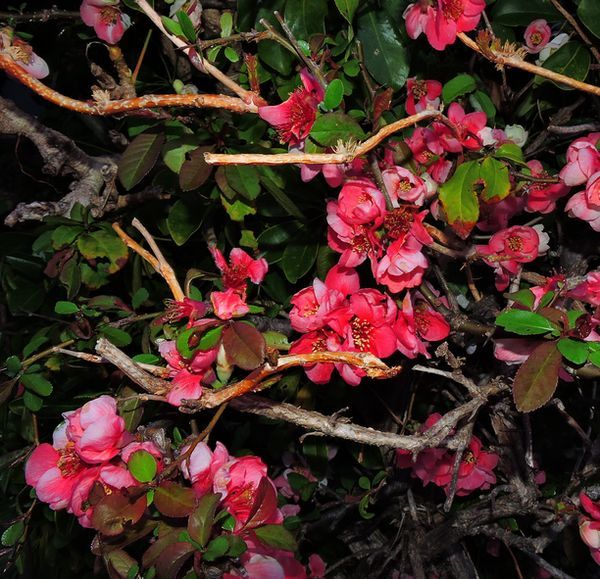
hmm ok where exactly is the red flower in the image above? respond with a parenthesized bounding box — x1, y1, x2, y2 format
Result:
(336, 178, 387, 226)
(405, 77, 442, 115)
(258, 69, 324, 146)
(289, 329, 342, 384)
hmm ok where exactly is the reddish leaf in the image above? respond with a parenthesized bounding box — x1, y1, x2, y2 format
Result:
(154, 541, 195, 579)
(141, 527, 182, 568)
(373, 87, 394, 126)
(243, 477, 279, 530)
(104, 549, 137, 579)
(187, 493, 220, 547)
(513, 341, 562, 412)
(118, 131, 165, 191)
(179, 146, 213, 192)
(153, 482, 196, 518)
(91, 491, 147, 536)
(222, 322, 267, 371)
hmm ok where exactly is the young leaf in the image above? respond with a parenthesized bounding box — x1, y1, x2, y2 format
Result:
(323, 79, 344, 110)
(222, 322, 266, 371)
(54, 300, 79, 315)
(21, 373, 53, 397)
(176, 10, 196, 42)
(187, 493, 220, 547)
(128, 450, 158, 483)
(496, 310, 558, 335)
(479, 157, 511, 203)
(513, 341, 562, 412)
(154, 482, 196, 518)
(335, 0, 359, 23)
(91, 492, 147, 536)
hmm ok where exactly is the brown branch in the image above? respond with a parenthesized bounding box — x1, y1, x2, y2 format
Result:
(183, 351, 402, 410)
(548, 0, 600, 64)
(204, 109, 441, 165)
(458, 32, 600, 97)
(135, 0, 263, 106)
(95, 338, 170, 395)
(0, 96, 118, 226)
(0, 54, 256, 115)
(112, 220, 185, 302)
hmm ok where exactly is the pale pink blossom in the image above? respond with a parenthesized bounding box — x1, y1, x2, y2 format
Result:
(524, 20, 551, 54)
(382, 166, 429, 206)
(0, 29, 49, 79)
(559, 133, 600, 187)
(80, 0, 131, 44)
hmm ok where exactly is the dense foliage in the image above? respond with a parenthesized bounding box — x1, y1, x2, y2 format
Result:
(3, 0, 600, 577)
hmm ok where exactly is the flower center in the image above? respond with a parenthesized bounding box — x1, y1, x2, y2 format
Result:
(311, 336, 327, 353)
(463, 450, 476, 464)
(441, 0, 464, 21)
(411, 80, 428, 100)
(384, 206, 415, 240)
(57, 443, 83, 478)
(507, 235, 523, 252)
(351, 317, 373, 352)
(350, 228, 372, 255)
(100, 6, 120, 25)
(7, 43, 33, 65)
(530, 32, 543, 46)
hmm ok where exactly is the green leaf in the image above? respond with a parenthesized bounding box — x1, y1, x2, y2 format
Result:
(5, 355, 21, 376)
(309, 112, 365, 147)
(222, 322, 266, 371)
(284, 0, 327, 39)
(128, 450, 158, 483)
(161, 15, 183, 37)
(51, 225, 84, 249)
(442, 74, 476, 103)
(179, 147, 213, 192)
(254, 525, 297, 551)
(225, 166, 261, 200)
(490, 0, 559, 25)
(282, 235, 319, 283)
(504, 289, 535, 309)
(335, 0, 359, 23)
(162, 138, 198, 173)
(258, 168, 305, 220)
(438, 161, 480, 239)
(357, 9, 408, 90)
(203, 536, 229, 562)
(538, 42, 591, 89)
(92, 493, 147, 536)
(77, 229, 128, 274)
(132, 287, 149, 310)
(118, 132, 165, 191)
(471, 90, 496, 120)
(323, 79, 345, 110)
(496, 310, 559, 335)
(494, 143, 525, 164)
(100, 326, 132, 347)
(198, 326, 223, 350)
(479, 157, 511, 203)
(54, 300, 79, 315)
(578, 0, 600, 38)
(513, 341, 562, 412)
(23, 391, 43, 412)
(132, 353, 160, 364)
(21, 373, 53, 396)
(187, 493, 220, 547)
(167, 197, 205, 246)
(557, 338, 589, 365)
(154, 482, 196, 518)
(177, 10, 196, 42)
(1, 521, 24, 547)
(590, 351, 600, 368)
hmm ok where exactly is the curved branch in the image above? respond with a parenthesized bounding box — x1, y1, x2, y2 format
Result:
(204, 109, 440, 165)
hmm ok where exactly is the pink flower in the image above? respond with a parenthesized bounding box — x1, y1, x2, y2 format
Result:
(211, 288, 250, 320)
(524, 19, 552, 54)
(444, 436, 498, 496)
(476, 225, 549, 290)
(437, 103, 487, 152)
(477, 195, 526, 232)
(494, 338, 543, 365)
(565, 190, 600, 231)
(559, 133, 600, 187)
(121, 441, 164, 463)
(258, 69, 324, 146)
(382, 167, 429, 206)
(0, 30, 49, 79)
(336, 178, 387, 226)
(64, 395, 127, 463)
(569, 272, 600, 305)
(375, 235, 429, 293)
(579, 493, 600, 565)
(80, 0, 131, 44)
(289, 330, 342, 384)
(181, 441, 229, 496)
(25, 442, 84, 510)
(163, 297, 208, 323)
(404, 0, 486, 51)
(405, 127, 453, 183)
(524, 160, 570, 214)
(158, 339, 217, 406)
(406, 78, 442, 115)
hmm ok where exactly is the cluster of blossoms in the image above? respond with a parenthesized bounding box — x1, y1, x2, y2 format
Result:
(396, 413, 499, 496)
(25, 395, 160, 527)
(25, 396, 324, 577)
(159, 246, 267, 406)
(0, 26, 48, 79)
(80, 0, 131, 44)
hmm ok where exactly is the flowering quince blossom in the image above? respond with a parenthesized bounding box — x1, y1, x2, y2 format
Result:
(382, 166, 430, 206)
(209, 246, 268, 319)
(403, 0, 486, 51)
(336, 178, 387, 226)
(524, 19, 551, 54)
(163, 297, 208, 324)
(397, 414, 498, 496)
(524, 160, 570, 214)
(80, 0, 131, 44)
(476, 224, 550, 290)
(258, 69, 324, 146)
(569, 272, 600, 306)
(405, 127, 453, 183)
(579, 492, 600, 565)
(433, 103, 487, 152)
(0, 28, 49, 79)
(405, 78, 442, 115)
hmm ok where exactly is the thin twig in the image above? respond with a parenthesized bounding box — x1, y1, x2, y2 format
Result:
(204, 109, 441, 165)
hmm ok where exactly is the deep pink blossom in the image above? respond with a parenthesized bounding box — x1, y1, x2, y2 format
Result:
(382, 167, 429, 206)
(289, 329, 342, 384)
(569, 272, 600, 305)
(403, 0, 486, 51)
(258, 69, 324, 146)
(435, 103, 487, 152)
(163, 297, 208, 323)
(374, 235, 429, 293)
(524, 19, 551, 54)
(524, 160, 570, 214)
(405, 127, 453, 183)
(559, 133, 600, 187)
(181, 441, 229, 495)
(80, 0, 130, 44)
(406, 78, 442, 115)
(579, 493, 600, 565)
(336, 178, 387, 226)
(211, 288, 250, 320)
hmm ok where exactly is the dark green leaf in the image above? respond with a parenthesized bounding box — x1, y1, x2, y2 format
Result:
(254, 524, 297, 551)
(118, 132, 165, 191)
(284, 0, 327, 39)
(490, 0, 559, 25)
(225, 165, 261, 200)
(21, 373, 53, 396)
(154, 482, 196, 518)
(335, 0, 359, 23)
(513, 341, 562, 412)
(161, 15, 183, 37)
(132, 288, 149, 310)
(1, 521, 24, 547)
(77, 229, 128, 274)
(167, 197, 205, 246)
(282, 235, 319, 283)
(357, 9, 408, 90)
(309, 112, 365, 147)
(442, 74, 476, 103)
(177, 10, 197, 42)
(5, 355, 22, 376)
(539, 42, 591, 89)
(496, 310, 559, 335)
(494, 143, 525, 164)
(179, 147, 213, 192)
(578, 0, 600, 38)
(23, 391, 43, 412)
(100, 326, 132, 347)
(202, 536, 229, 562)
(155, 542, 194, 579)
(504, 289, 535, 309)
(187, 493, 220, 547)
